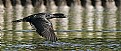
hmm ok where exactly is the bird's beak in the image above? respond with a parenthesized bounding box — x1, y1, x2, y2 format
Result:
(52, 13, 66, 18)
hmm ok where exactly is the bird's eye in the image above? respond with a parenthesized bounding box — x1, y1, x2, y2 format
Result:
(45, 14, 52, 18)
(46, 15, 51, 17)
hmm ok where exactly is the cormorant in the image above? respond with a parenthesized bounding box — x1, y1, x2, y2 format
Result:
(12, 13, 66, 41)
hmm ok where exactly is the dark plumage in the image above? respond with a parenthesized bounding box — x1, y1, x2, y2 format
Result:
(12, 13, 66, 41)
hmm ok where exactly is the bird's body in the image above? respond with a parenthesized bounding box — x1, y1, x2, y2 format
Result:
(12, 13, 66, 41)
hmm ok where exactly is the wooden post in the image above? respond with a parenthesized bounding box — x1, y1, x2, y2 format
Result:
(22, 0, 34, 39)
(93, 0, 104, 38)
(4, 0, 13, 30)
(68, 0, 83, 38)
(34, 0, 46, 13)
(13, 0, 24, 41)
(95, 0, 104, 11)
(46, 0, 57, 30)
(116, 6, 121, 38)
(102, 0, 117, 10)
(3, 0, 13, 41)
(82, 0, 94, 38)
(0, 0, 4, 30)
(0, 0, 4, 41)
(46, 0, 57, 13)
(56, 0, 69, 38)
(103, 3, 117, 38)
(23, 0, 33, 30)
(85, 0, 94, 10)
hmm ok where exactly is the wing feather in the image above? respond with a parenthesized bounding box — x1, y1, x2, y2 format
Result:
(31, 19, 57, 41)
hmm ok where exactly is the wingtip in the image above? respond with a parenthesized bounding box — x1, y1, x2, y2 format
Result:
(47, 35, 58, 42)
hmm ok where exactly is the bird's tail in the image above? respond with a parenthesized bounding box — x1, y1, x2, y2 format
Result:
(12, 19, 23, 22)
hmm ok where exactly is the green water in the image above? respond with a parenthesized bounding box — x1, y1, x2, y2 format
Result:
(0, 31, 121, 51)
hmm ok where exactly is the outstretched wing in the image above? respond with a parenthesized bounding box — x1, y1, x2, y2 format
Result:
(31, 19, 57, 41)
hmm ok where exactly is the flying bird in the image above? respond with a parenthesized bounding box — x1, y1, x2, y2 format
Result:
(12, 13, 66, 41)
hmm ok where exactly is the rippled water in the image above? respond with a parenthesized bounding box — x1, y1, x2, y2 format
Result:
(1, 38, 121, 51)
(0, 1, 121, 50)
(0, 31, 121, 51)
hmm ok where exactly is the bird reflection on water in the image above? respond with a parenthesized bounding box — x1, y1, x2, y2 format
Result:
(12, 13, 66, 42)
